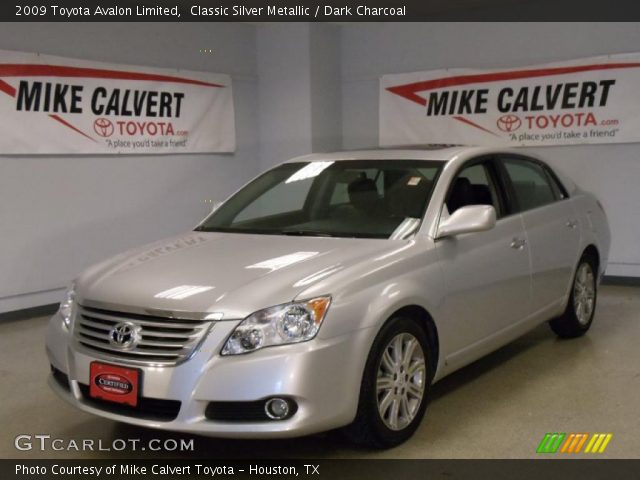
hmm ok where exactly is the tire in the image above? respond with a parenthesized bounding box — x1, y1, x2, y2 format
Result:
(549, 253, 598, 338)
(344, 316, 434, 449)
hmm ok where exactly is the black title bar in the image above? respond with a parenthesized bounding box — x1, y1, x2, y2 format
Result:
(4, 459, 640, 480)
(4, 0, 640, 21)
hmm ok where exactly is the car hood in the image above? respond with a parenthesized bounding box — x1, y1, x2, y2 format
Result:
(76, 231, 399, 319)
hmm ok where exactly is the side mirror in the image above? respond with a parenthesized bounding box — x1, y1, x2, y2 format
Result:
(436, 205, 497, 239)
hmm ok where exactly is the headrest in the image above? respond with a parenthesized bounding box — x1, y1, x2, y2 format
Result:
(348, 177, 377, 195)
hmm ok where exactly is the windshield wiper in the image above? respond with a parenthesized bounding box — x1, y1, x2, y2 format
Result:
(281, 229, 335, 237)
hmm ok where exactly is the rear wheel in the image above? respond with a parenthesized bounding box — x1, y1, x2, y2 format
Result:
(549, 254, 598, 338)
(344, 317, 433, 449)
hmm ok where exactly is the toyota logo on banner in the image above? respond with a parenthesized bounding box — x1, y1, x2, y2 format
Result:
(93, 118, 115, 137)
(497, 114, 522, 132)
(108, 322, 140, 349)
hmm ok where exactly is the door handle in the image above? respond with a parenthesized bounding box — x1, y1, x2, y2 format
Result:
(566, 219, 578, 229)
(510, 238, 527, 250)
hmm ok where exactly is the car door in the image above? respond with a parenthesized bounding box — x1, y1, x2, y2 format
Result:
(435, 158, 532, 363)
(499, 155, 581, 317)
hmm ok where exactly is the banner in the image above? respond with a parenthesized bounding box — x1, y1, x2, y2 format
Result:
(0, 49, 235, 154)
(380, 53, 640, 147)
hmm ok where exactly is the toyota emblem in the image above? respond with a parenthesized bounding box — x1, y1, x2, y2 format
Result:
(496, 114, 522, 133)
(108, 322, 140, 349)
(93, 118, 114, 137)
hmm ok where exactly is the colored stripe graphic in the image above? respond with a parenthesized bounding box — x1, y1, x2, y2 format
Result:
(573, 434, 589, 453)
(585, 433, 613, 453)
(560, 433, 589, 453)
(560, 433, 575, 453)
(538, 433, 613, 454)
(536, 433, 566, 453)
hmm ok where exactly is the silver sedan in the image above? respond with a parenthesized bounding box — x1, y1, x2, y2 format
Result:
(46, 147, 610, 448)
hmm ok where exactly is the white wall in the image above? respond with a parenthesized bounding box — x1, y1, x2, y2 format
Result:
(0, 23, 260, 312)
(257, 24, 313, 171)
(341, 22, 640, 277)
(256, 23, 342, 171)
(3, 22, 640, 313)
(309, 24, 343, 153)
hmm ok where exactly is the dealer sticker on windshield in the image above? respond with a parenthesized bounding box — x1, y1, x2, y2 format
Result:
(89, 362, 140, 407)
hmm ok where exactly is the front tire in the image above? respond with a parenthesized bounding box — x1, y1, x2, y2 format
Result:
(344, 317, 433, 449)
(549, 254, 598, 338)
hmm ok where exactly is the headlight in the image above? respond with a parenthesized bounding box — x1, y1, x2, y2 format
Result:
(59, 284, 76, 330)
(221, 296, 331, 355)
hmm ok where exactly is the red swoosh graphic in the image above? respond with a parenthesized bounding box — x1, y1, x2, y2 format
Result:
(49, 114, 97, 142)
(0, 78, 16, 96)
(387, 62, 640, 106)
(0, 76, 96, 141)
(0, 64, 224, 88)
(453, 116, 498, 136)
(0, 77, 96, 141)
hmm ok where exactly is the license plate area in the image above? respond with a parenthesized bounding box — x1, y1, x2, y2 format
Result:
(89, 361, 140, 407)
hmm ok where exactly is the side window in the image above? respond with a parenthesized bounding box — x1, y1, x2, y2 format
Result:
(446, 163, 502, 216)
(502, 159, 557, 212)
(545, 168, 569, 200)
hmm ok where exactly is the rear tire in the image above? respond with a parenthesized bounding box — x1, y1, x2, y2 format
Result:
(344, 316, 433, 449)
(549, 253, 598, 338)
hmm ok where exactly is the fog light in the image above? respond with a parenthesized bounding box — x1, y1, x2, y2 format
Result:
(265, 398, 290, 420)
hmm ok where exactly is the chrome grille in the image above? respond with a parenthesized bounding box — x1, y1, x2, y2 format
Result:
(74, 305, 212, 365)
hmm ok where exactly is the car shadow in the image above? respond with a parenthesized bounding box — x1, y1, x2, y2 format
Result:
(428, 322, 552, 402)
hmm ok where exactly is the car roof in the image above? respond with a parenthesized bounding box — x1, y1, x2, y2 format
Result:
(284, 146, 528, 163)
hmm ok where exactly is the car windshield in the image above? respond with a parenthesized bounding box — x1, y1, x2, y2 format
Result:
(196, 160, 442, 239)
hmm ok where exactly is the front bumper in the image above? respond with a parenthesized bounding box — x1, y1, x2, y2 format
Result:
(46, 312, 373, 438)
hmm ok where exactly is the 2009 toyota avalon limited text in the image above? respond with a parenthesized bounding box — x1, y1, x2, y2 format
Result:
(46, 146, 610, 448)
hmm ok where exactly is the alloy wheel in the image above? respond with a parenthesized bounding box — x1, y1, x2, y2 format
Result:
(376, 333, 426, 431)
(573, 262, 596, 326)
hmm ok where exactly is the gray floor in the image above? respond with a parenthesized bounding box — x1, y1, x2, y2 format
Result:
(1, 285, 638, 459)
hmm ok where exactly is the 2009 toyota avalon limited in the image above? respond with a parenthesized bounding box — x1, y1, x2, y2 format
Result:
(46, 146, 610, 448)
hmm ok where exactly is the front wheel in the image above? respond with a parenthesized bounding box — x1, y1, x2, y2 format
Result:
(344, 317, 433, 449)
(549, 254, 598, 338)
